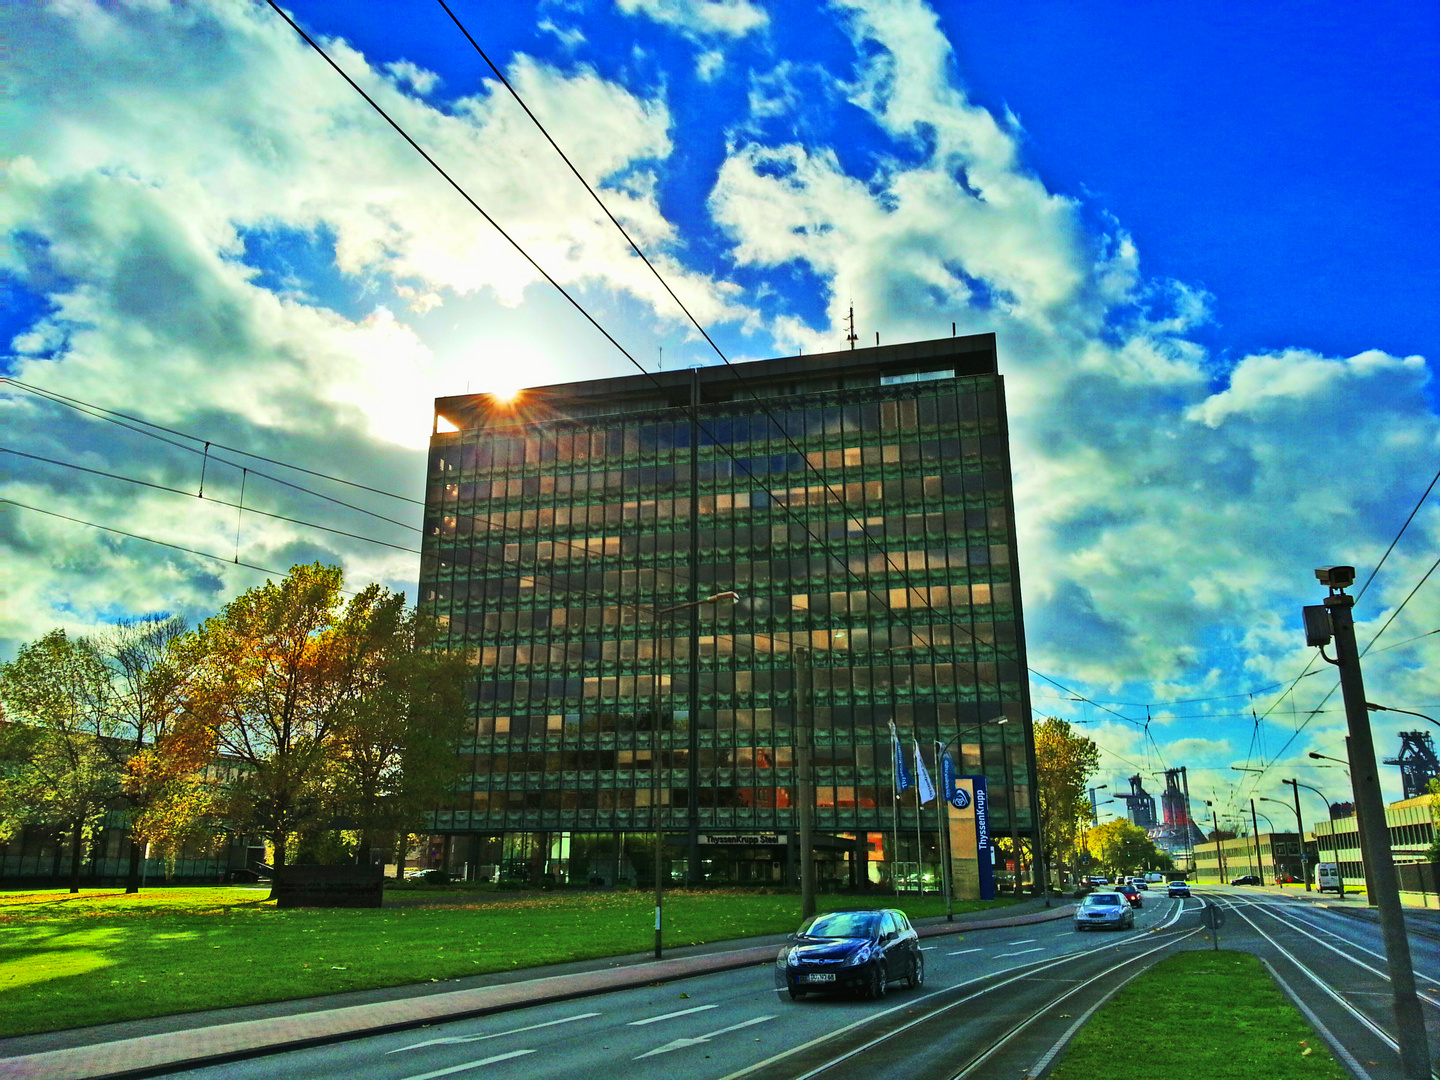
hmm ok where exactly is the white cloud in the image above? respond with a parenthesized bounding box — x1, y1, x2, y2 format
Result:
(616, 0, 769, 39)
(385, 59, 441, 95)
(0, 0, 751, 651)
(706, 0, 1440, 803)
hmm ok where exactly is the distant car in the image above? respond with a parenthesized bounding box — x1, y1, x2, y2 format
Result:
(1316, 863, 1343, 893)
(1230, 875, 1262, 886)
(1090, 876, 1109, 886)
(404, 868, 446, 883)
(1075, 892, 1135, 931)
(1144, 872, 1164, 883)
(1116, 883, 1143, 908)
(1133, 880, 1149, 891)
(1274, 875, 1301, 884)
(1167, 880, 1191, 898)
(781, 909, 922, 1000)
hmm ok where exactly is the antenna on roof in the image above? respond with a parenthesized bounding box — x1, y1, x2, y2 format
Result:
(846, 304, 858, 351)
(658, 346, 663, 372)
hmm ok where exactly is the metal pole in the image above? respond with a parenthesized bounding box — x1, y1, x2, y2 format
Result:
(935, 740, 953, 921)
(1250, 799, 1265, 881)
(1295, 780, 1344, 898)
(1179, 767, 1195, 877)
(795, 646, 815, 920)
(913, 740, 925, 896)
(1346, 735, 1378, 905)
(1282, 780, 1311, 891)
(1003, 733, 1021, 894)
(1211, 810, 1226, 882)
(652, 609, 663, 959)
(1325, 587, 1431, 1078)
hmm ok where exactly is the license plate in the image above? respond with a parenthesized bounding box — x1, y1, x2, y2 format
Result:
(1088, 914, 1106, 919)
(803, 973, 837, 983)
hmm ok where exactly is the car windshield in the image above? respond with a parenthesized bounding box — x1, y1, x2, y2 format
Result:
(803, 912, 881, 939)
(1086, 893, 1123, 906)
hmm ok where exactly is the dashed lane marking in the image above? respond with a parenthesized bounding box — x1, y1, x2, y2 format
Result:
(399, 1048, 536, 1080)
(635, 1015, 776, 1059)
(389, 1013, 600, 1054)
(994, 947, 1044, 958)
(628, 1003, 720, 1025)
(947, 947, 982, 955)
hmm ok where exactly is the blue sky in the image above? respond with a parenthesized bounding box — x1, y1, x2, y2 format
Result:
(3, 0, 1438, 824)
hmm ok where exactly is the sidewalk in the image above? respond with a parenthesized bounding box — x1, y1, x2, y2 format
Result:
(0, 898, 1073, 1080)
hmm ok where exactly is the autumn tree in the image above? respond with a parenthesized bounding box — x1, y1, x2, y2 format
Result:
(323, 595, 470, 870)
(90, 615, 198, 892)
(1033, 717, 1101, 886)
(0, 630, 122, 892)
(1084, 818, 1168, 877)
(182, 563, 469, 895)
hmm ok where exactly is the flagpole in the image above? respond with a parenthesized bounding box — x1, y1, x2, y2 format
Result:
(933, 740, 952, 919)
(889, 722, 901, 899)
(912, 740, 925, 895)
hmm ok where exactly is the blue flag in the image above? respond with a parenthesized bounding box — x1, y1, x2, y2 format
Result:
(940, 751, 956, 805)
(891, 723, 913, 793)
(913, 740, 936, 805)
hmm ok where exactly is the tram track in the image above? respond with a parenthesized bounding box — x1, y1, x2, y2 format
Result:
(1216, 896, 1440, 1080)
(723, 901, 1205, 1080)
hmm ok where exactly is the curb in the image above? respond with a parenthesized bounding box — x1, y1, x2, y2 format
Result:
(0, 904, 1075, 1080)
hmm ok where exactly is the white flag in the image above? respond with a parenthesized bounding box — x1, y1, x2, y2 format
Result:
(913, 739, 936, 805)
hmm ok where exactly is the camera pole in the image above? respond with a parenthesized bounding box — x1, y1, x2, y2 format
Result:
(1307, 569, 1430, 1079)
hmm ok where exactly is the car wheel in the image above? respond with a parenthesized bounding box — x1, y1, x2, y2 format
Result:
(868, 961, 888, 1000)
(907, 953, 925, 989)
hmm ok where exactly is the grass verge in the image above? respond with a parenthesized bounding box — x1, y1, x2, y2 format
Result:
(0, 887, 1017, 1037)
(1048, 949, 1346, 1080)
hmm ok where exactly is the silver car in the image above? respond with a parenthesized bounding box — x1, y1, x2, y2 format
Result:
(1074, 891, 1135, 931)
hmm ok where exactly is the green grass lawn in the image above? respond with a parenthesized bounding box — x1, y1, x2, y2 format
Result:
(1049, 950, 1346, 1080)
(0, 886, 1015, 1037)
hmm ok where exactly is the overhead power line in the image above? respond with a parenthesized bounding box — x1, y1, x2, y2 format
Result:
(262, 1, 1041, 713)
(0, 376, 423, 506)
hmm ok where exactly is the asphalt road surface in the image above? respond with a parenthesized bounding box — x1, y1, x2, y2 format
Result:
(150, 890, 1439, 1080)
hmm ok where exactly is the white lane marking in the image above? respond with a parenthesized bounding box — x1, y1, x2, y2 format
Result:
(400, 1048, 536, 1080)
(1261, 959, 1375, 1080)
(1156, 897, 1188, 930)
(628, 1003, 720, 1025)
(389, 1013, 600, 1054)
(1003, 939, 1037, 945)
(947, 947, 982, 955)
(1218, 899, 1400, 1054)
(635, 1014, 776, 1059)
(994, 947, 1044, 958)
(1245, 902, 1440, 1008)
(919, 946, 938, 951)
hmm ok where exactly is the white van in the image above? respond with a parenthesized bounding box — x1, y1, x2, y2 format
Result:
(1144, 872, 1164, 883)
(1316, 863, 1342, 893)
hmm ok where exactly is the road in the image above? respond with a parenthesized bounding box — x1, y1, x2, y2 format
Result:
(150, 888, 1439, 1080)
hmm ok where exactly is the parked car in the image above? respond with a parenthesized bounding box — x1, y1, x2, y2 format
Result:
(780, 909, 922, 1000)
(1074, 892, 1135, 931)
(1274, 875, 1301, 884)
(1166, 880, 1191, 898)
(1116, 883, 1143, 908)
(1230, 875, 1262, 886)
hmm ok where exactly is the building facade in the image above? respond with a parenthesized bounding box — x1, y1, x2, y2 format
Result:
(1193, 832, 1304, 884)
(418, 333, 1038, 889)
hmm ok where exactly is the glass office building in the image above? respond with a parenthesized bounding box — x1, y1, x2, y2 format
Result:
(419, 333, 1038, 889)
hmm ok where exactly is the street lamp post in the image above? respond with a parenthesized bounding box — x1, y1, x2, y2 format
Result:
(1259, 796, 1302, 885)
(1279, 781, 1310, 891)
(1250, 800, 1267, 881)
(1291, 777, 1343, 897)
(1205, 801, 1226, 883)
(649, 591, 738, 959)
(1367, 702, 1440, 731)
(1305, 567, 1430, 1079)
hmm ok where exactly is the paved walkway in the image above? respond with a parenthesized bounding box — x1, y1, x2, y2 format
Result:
(0, 898, 1073, 1080)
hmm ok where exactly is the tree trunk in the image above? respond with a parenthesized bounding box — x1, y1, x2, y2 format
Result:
(394, 833, 409, 880)
(266, 832, 287, 902)
(125, 828, 143, 894)
(357, 831, 373, 867)
(69, 819, 84, 894)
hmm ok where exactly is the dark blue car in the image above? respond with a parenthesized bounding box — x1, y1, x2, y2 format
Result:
(779, 909, 922, 1000)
